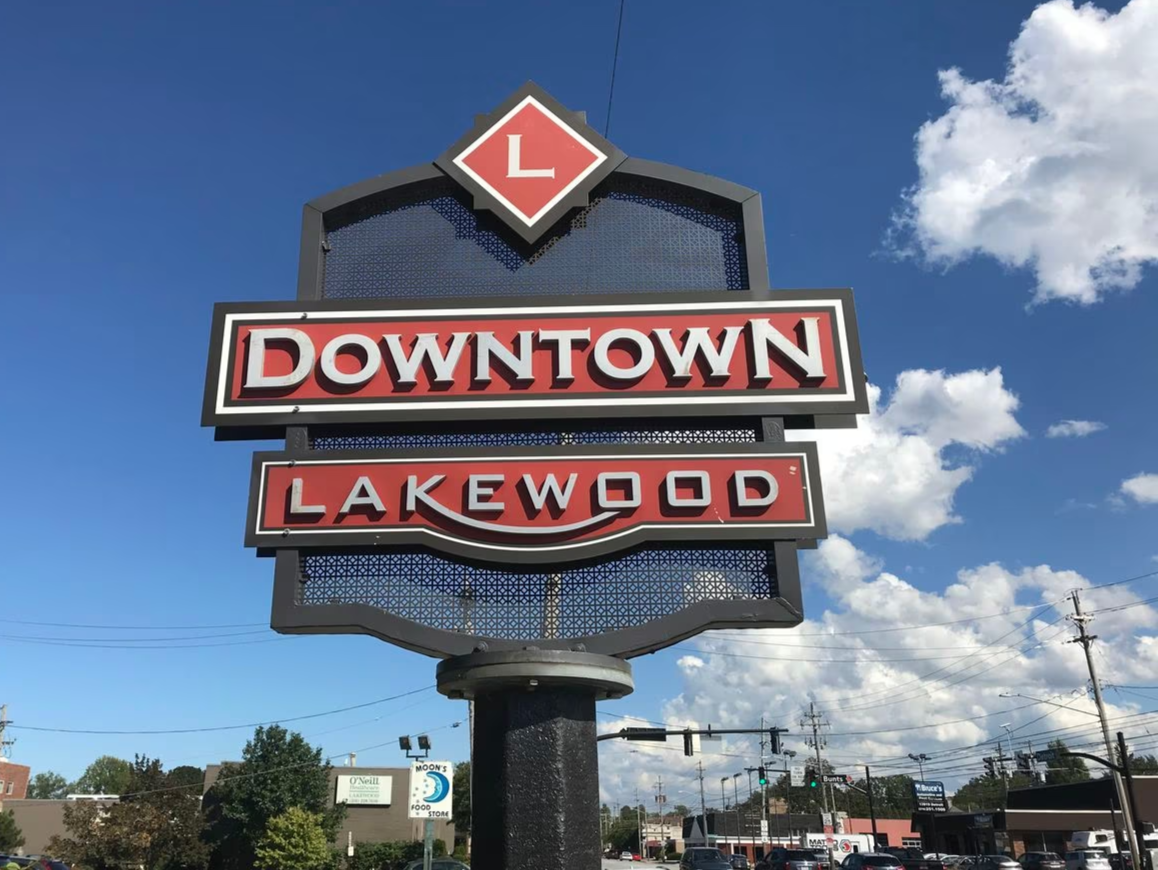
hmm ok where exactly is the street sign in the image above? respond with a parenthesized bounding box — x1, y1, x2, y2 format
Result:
(791, 765, 805, 787)
(246, 444, 826, 563)
(621, 727, 667, 742)
(760, 820, 769, 838)
(821, 774, 852, 785)
(821, 812, 833, 826)
(912, 780, 948, 813)
(1034, 748, 1059, 763)
(408, 760, 453, 820)
(202, 291, 868, 430)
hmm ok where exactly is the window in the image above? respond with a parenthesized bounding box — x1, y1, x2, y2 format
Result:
(5, 781, 12, 795)
(903, 840, 924, 848)
(0, 780, 5, 793)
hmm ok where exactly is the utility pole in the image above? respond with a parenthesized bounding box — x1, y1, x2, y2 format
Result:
(721, 778, 730, 853)
(0, 705, 13, 759)
(802, 703, 831, 816)
(636, 788, 644, 857)
(698, 762, 708, 846)
(760, 717, 769, 854)
(655, 775, 665, 860)
(1071, 590, 1142, 870)
(865, 767, 878, 844)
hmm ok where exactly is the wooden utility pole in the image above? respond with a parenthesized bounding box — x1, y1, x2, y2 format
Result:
(1070, 590, 1141, 870)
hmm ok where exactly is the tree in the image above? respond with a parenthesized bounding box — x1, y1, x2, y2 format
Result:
(167, 766, 205, 791)
(1127, 753, 1158, 774)
(672, 804, 691, 819)
(1045, 740, 1090, 785)
(204, 726, 344, 870)
(451, 761, 470, 841)
(28, 771, 71, 800)
(952, 771, 1034, 810)
(74, 755, 133, 795)
(50, 755, 208, 870)
(253, 808, 331, 870)
(607, 817, 641, 852)
(0, 810, 25, 852)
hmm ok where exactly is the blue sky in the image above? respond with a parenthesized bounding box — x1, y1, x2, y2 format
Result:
(3, 0, 1156, 805)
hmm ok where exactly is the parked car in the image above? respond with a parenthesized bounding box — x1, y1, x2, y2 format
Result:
(1021, 853, 1064, 870)
(886, 848, 946, 870)
(732, 855, 751, 870)
(758, 849, 822, 870)
(842, 855, 905, 870)
(974, 857, 1019, 870)
(680, 848, 734, 870)
(622, 853, 636, 862)
(814, 853, 833, 870)
(1066, 853, 1112, 870)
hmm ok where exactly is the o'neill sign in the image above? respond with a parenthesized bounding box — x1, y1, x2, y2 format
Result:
(202, 290, 866, 430)
(246, 444, 824, 563)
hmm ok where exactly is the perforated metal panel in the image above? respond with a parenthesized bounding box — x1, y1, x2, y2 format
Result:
(287, 166, 786, 652)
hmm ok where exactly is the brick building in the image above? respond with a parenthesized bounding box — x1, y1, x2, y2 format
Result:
(0, 760, 30, 800)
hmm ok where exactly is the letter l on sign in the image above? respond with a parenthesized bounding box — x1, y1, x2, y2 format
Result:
(507, 135, 554, 178)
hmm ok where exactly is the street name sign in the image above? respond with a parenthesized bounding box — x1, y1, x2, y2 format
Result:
(408, 760, 453, 821)
(821, 774, 852, 785)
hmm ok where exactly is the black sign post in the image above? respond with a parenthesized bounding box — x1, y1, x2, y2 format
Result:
(204, 82, 868, 870)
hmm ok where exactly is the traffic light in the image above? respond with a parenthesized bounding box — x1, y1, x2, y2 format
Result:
(758, 766, 767, 786)
(983, 757, 996, 777)
(807, 769, 818, 788)
(683, 731, 694, 757)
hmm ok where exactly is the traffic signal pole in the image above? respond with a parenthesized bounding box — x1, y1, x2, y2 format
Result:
(865, 766, 878, 844)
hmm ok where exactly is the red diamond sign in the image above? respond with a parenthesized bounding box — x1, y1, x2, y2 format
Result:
(436, 82, 626, 243)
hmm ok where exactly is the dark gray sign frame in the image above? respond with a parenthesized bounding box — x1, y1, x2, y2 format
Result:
(202, 289, 868, 431)
(246, 441, 826, 563)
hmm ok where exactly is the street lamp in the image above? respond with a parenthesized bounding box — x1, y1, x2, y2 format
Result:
(908, 753, 928, 780)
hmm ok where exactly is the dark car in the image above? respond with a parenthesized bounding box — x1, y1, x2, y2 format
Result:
(732, 855, 751, 870)
(1021, 853, 1064, 870)
(843, 854, 906, 870)
(758, 848, 821, 870)
(681, 848, 734, 870)
(886, 848, 946, 870)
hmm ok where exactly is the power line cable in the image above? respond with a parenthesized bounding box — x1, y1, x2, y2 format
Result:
(604, 0, 626, 137)
(10, 686, 435, 735)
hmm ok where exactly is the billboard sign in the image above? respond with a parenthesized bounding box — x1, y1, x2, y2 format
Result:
(246, 443, 825, 563)
(202, 290, 867, 430)
(335, 774, 392, 806)
(408, 760, 453, 821)
(913, 780, 948, 813)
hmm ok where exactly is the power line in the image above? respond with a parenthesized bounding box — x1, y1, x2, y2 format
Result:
(604, 0, 627, 137)
(1, 619, 268, 630)
(0, 636, 291, 650)
(0, 629, 272, 643)
(10, 686, 435, 734)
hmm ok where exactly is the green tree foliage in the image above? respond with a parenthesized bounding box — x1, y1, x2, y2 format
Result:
(167, 767, 206, 791)
(672, 804, 691, 819)
(952, 772, 1035, 810)
(607, 816, 641, 852)
(204, 726, 344, 870)
(74, 755, 133, 795)
(253, 808, 331, 870)
(27, 771, 71, 800)
(451, 761, 470, 840)
(1045, 740, 1090, 785)
(1128, 754, 1158, 774)
(0, 810, 25, 852)
(50, 755, 209, 870)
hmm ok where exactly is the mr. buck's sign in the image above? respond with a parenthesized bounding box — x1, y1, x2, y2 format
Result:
(202, 290, 867, 429)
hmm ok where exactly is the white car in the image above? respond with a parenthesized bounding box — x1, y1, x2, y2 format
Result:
(1066, 852, 1111, 870)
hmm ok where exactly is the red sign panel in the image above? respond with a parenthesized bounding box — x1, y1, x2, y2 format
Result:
(246, 444, 825, 563)
(203, 290, 867, 430)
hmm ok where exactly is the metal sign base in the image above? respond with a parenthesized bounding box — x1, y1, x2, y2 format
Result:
(437, 651, 635, 870)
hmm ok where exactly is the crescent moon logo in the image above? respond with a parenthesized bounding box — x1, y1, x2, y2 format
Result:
(423, 770, 450, 803)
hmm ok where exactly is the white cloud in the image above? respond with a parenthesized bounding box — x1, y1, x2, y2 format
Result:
(598, 537, 1158, 806)
(789, 368, 1024, 540)
(1046, 419, 1107, 438)
(894, 0, 1158, 304)
(1121, 473, 1158, 504)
